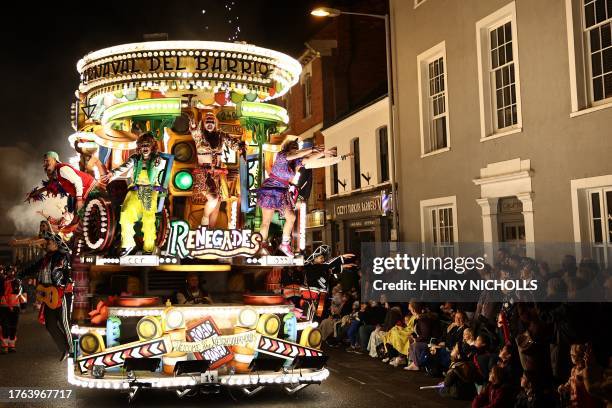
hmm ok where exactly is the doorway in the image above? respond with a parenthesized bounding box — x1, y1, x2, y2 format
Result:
(348, 228, 375, 256)
(497, 196, 525, 255)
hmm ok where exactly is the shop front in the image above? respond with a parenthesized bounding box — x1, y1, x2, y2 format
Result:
(325, 188, 391, 256)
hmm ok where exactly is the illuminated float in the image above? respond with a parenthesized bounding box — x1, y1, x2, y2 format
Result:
(60, 41, 329, 400)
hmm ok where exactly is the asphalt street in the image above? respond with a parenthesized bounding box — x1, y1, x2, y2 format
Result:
(0, 309, 469, 408)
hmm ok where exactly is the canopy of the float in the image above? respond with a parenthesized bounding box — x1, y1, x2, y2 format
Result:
(76, 41, 302, 103)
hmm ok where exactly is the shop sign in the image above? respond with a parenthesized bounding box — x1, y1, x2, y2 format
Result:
(306, 210, 325, 228)
(348, 220, 378, 228)
(331, 192, 384, 220)
(165, 220, 261, 258)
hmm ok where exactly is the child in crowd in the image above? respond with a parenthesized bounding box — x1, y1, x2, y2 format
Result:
(558, 344, 605, 408)
(439, 343, 477, 400)
(472, 365, 514, 408)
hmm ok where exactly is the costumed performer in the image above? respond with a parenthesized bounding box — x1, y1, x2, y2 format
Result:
(19, 231, 73, 361)
(26, 151, 97, 214)
(100, 133, 167, 256)
(257, 138, 351, 256)
(189, 112, 246, 227)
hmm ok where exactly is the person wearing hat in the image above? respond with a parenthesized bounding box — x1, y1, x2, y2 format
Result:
(257, 137, 350, 257)
(100, 133, 166, 256)
(27, 151, 97, 213)
(19, 231, 73, 361)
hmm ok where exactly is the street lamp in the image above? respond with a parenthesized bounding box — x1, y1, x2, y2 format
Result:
(311, 7, 399, 241)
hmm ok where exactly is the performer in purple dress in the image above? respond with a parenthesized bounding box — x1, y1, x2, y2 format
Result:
(257, 137, 351, 257)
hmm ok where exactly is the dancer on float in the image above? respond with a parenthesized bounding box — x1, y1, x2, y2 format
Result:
(257, 138, 351, 256)
(100, 133, 166, 256)
(27, 151, 98, 214)
(189, 112, 246, 227)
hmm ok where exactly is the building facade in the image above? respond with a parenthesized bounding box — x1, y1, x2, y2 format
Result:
(322, 97, 392, 256)
(390, 0, 612, 263)
(280, 0, 390, 255)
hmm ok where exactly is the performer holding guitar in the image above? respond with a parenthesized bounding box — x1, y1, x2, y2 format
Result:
(20, 231, 73, 361)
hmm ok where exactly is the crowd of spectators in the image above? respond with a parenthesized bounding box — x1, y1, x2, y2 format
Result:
(314, 249, 612, 407)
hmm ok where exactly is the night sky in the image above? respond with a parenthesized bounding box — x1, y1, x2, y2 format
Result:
(0, 0, 345, 158)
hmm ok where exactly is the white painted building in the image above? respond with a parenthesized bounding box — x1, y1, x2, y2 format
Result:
(321, 96, 393, 255)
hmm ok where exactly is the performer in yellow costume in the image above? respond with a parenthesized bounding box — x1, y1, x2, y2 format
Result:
(101, 134, 165, 256)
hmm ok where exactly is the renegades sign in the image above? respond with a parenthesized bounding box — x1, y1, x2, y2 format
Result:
(165, 221, 261, 258)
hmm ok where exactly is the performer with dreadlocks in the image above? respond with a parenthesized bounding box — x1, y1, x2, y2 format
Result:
(100, 133, 167, 256)
(189, 111, 246, 227)
(20, 231, 73, 361)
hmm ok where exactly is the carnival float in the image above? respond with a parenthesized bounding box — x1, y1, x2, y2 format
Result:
(22, 40, 345, 400)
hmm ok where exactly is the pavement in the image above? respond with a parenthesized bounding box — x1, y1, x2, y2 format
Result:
(0, 309, 470, 408)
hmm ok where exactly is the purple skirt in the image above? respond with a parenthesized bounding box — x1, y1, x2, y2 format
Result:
(257, 178, 290, 211)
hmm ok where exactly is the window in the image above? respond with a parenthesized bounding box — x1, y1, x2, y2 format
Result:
(352, 138, 361, 190)
(420, 196, 458, 245)
(588, 188, 612, 245)
(421, 196, 458, 258)
(571, 176, 612, 267)
(584, 0, 612, 103)
(303, 73, 312, 118)
(430, 206, 455, 246)
(378, 126, 390, 182)
(330, 151, 339, 195)
(417, 41, 450, 156)
(476, 2, 522, 139)
(490, 22, 518, 130)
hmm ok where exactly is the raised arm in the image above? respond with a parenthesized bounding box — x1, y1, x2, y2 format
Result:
(285, 146, 323, 161)
(100, 155, 136, 183)
(303, 153, 353, 169)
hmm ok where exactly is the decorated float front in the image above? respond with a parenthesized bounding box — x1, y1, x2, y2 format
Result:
(57, 41, 334, 400)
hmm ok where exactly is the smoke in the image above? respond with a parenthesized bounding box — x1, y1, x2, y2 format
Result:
(0, 144, 67, 237)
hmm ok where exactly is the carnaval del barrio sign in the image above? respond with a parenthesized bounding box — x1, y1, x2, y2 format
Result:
(165, 220, 261, 258)
(77, 41, 302, 99)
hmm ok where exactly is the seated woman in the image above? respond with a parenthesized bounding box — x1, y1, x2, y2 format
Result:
(382, 302, 420, 366)
(368, 303, 401, 358)
(427, 310, 469, 375)
(405, 304, 442, 371)
(319, 291, 352, 345)
(175, 273, 213, 305)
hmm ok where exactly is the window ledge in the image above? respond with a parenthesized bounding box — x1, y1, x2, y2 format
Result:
(421, 147, 451, 158)
(570, 102, 612, 118)
(480, 127, 522, 142)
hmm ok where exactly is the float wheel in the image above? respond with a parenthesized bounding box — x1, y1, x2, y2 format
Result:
(82, 197, 116, 252)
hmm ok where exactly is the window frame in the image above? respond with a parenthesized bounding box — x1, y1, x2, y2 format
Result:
(377, 125, 390, 183)
(351, 137, 361, 190)
(566, 0, 612, 116)
(417, 41, 451, 157)
(303, 73, 312, 119)
(330, 148, 339, 195)
(587, 186, 612, 246)
(420, 196, 459, 245)
(476, 1, 523, 141)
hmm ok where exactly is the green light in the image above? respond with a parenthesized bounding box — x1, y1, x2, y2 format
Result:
(174, 170, 193, 190)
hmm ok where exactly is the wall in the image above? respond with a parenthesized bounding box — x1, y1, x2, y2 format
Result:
(391, 0, 612, 243)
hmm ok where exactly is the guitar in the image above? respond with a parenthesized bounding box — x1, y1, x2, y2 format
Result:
(36, 285, 63, 309)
